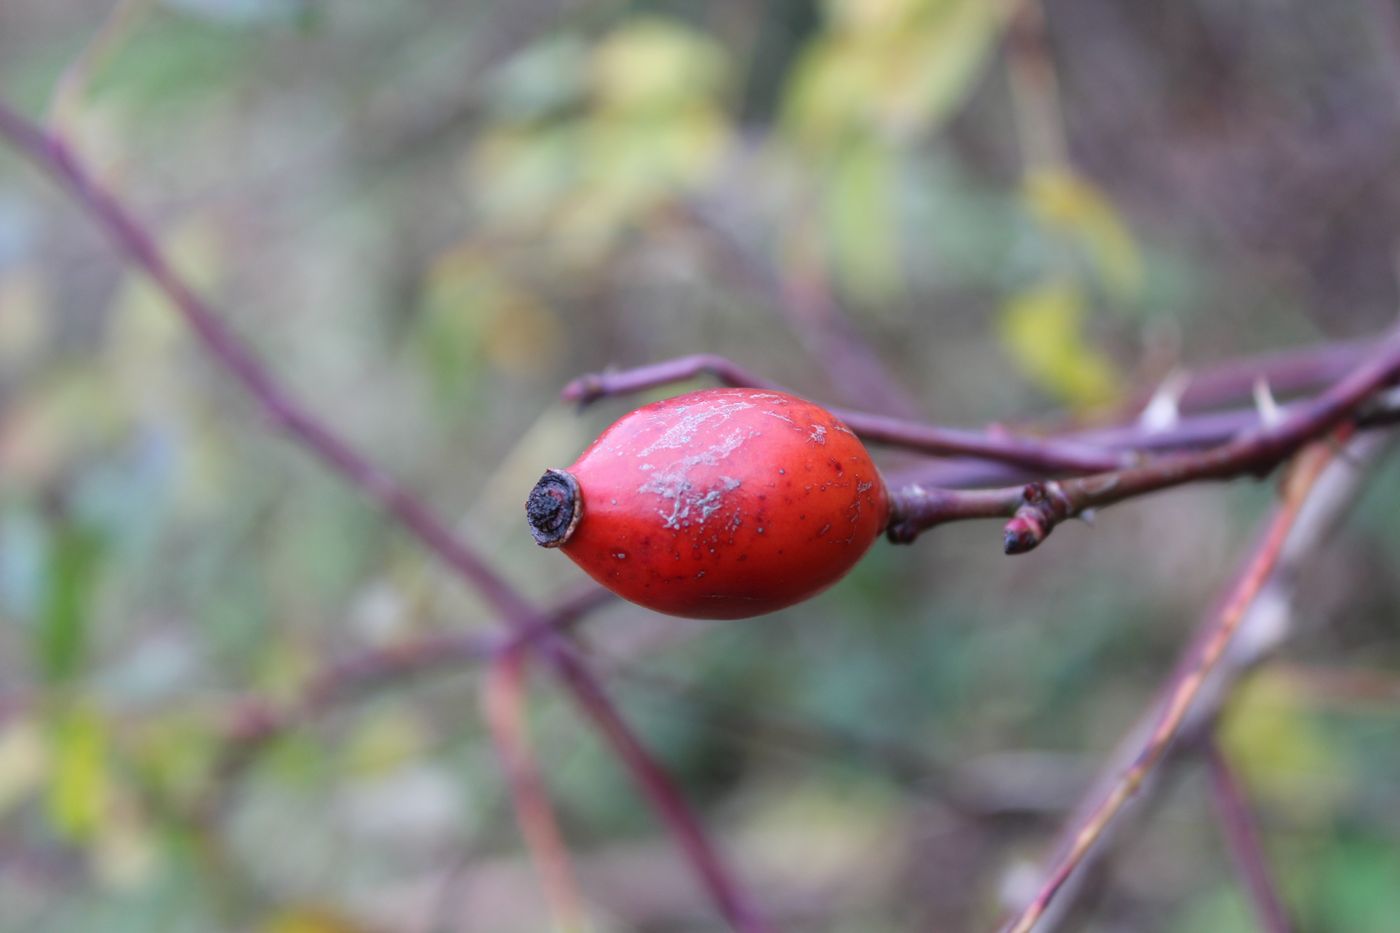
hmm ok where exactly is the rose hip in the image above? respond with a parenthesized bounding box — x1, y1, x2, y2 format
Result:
(526, 387, 889, 618)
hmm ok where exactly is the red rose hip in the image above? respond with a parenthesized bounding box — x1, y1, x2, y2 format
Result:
(526, 387, 890, 619)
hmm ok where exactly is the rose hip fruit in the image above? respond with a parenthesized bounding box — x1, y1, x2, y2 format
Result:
(526, 387, 890, 619)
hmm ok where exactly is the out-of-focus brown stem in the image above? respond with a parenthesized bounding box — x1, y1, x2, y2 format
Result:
(1204, 738, 1294, 933)
(0, 98, 771, 933)
(218, 584, 610, 762)
(885, 329, 1400, 551)
(995, 331, 1399, 551)
(1001, 441, 1336, 933)
(564, 355, 1131, 473)
(483, 649, 587, 933)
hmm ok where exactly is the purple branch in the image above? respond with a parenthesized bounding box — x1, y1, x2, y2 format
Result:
(886, 334, 1400, 551)
(1001, 443, 1336, 933)
(222, 584, 612, 754)
(552, 651, 777, 933)
(0, 99, 770, 933)
(1204, 738, 1294, 933)
(1138, 338, 1376, 415)
(564, 355, 1130, 473)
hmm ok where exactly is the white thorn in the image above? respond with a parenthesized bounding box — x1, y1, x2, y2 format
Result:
(1078, 508, 1097, 527)
(1253, 376, 1284, 429)
(1139, 369, 1190, 434)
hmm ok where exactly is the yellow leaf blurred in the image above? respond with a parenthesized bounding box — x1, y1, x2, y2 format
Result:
(46, 702, 110, 839)
(0, 718, 48, 817)
(590, 17, 728, 113)
(999, 281, 1122, 407)
(825, 0, 926, 34)
(1220, 670, 1351, 822)
(1024, 168, 1143, 300)
(786, 0, 1012, 144)
(469, 50, 730, 255)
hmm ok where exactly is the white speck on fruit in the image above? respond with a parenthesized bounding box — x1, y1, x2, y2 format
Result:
(638, 400, 754, 456)
(809, 424, 827, 445)
(638, 430, 753, 529)
(613, 551, 627, 560)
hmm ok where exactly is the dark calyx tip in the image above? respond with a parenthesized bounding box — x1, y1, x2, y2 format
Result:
(526, 469, 581, 547)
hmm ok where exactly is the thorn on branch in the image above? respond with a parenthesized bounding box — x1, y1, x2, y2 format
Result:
(1254, 377, 1284, 428)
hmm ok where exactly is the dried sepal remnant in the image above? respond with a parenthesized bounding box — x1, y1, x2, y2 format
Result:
(526, 469, 582, 547)
(528, 388, 891, 619)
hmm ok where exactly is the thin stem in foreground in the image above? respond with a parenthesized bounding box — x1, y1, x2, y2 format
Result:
(218, 584, 611, 765)
(562, 343, 1400, 485)
(483, 649, 587, 933)
(1204, 737, 1294, 933)
(886, 328, 1399, 551)
(1001, 441, 1336, 933)
(563, 354, 1131, 473)
(0, 99, 769, 933)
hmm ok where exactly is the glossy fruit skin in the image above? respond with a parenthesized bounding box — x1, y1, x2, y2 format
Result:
(529, 387, 890, 619)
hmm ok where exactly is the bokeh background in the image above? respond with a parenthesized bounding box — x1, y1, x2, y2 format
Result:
(3, 1, 1400, 931)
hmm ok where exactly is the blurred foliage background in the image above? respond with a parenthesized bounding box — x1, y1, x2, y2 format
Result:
(2, 1, 1400, 930)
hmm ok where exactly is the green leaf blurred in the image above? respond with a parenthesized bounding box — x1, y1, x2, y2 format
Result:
(39, 520, 105, 686)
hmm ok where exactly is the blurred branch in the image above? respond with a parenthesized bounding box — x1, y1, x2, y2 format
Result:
(1001, 439, 1340, 933)
(483, 649, 587, 933)
(1014, 429, 1391, 931)
(564, 355, 1131, 473)
(562, 343, 1400, 490)
(0, 99, 772, 933)
(1204, 737, 1294, 933)
(218, 584, 611, 764)
(888, 330, 1400, 550)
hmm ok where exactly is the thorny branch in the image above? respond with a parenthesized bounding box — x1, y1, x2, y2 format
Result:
(6, 49, 1400, 931)
(0, 99, 772, 933)
(990, 328, 1399, 552)
(1001, 441, 1338, 933)
(564, 354, 1133, 473)
(564, 343, 1400, 553)
(1009, 431, 1391, 933)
